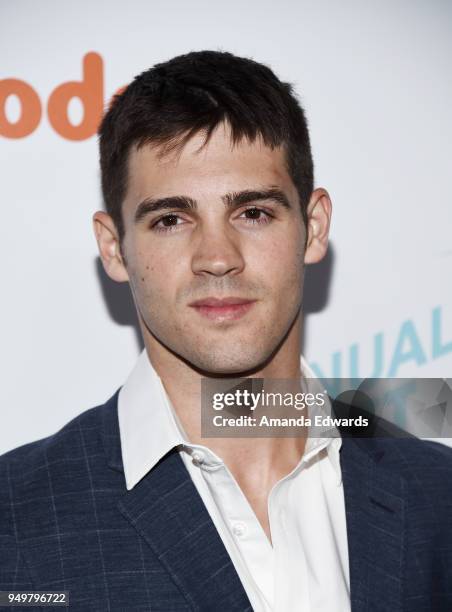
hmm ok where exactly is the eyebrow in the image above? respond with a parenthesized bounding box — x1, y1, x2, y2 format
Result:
(133, 187, 291, 224)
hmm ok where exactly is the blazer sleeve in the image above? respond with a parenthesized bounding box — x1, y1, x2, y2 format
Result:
(0, 454, 34, 591)
(0, 536, 34, 590)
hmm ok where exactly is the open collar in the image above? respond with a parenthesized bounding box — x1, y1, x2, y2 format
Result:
(118, 349, 343, 490)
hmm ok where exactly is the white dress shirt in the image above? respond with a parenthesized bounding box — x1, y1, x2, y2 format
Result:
(118, 349, 350, 612)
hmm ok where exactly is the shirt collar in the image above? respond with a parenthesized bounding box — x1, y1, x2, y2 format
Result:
(118, 349, 342, 490)
(118, 349, 186, 490)
(299, 353, 343, 479)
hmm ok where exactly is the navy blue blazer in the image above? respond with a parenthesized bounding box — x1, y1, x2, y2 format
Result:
(1, 389, 452, 611)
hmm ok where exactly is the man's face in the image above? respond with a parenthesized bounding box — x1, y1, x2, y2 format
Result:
(119, 124, 307, 374)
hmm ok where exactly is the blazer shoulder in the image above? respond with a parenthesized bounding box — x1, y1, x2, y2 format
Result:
(368, 436, 452, 494)
(379, 436, 452, 467)
(0, 390, 120, 537)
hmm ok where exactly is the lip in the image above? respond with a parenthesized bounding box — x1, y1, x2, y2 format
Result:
(189, 297, 257, 321)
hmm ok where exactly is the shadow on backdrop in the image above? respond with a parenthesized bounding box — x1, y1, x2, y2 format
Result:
(95, 257, 144, 351)
(300, 243, 334, 354)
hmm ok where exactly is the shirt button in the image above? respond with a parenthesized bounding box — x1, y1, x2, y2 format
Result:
(191, 450, 205, 466)
(231, 521, 248, 537)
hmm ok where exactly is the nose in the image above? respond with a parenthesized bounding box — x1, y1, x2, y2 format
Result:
(191, 223, 245, 277)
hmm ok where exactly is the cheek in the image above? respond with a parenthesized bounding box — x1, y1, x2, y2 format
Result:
(125, 246, 158, 300)
(250, 228, 304, 285)
(128, 245, 185, 308)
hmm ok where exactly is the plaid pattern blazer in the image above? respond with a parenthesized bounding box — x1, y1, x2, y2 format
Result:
(1, 388, 452, 611)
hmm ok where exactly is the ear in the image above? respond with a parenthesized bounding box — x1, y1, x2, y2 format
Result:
(304, 188, 332, 264)
(92, 211, 129, 282)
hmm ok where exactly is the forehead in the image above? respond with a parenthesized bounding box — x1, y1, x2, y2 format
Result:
(124, 123, 296, 208)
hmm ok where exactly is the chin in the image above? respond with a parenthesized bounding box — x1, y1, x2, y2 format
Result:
(187, 345, 270, 377)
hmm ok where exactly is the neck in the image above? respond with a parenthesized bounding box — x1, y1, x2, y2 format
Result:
(140, 312, 307, 483)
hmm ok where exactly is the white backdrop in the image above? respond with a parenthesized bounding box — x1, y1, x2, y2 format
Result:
(1, 0, 451, 455)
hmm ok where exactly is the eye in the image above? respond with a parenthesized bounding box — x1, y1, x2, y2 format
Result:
(239, 207, 273, 225)
(151, 213, 186, 232)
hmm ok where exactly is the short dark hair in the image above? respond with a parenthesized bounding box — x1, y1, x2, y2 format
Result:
(98, 50, 314, 246)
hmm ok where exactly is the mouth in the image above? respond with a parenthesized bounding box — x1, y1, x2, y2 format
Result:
(188, 297, 257, 321)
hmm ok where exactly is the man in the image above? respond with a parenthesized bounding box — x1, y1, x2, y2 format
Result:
(1, 50, 451, 612)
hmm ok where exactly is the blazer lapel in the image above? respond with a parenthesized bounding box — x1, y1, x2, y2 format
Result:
(102, 388, 406, 611)
(340, 436, 405, 612)
(101, 389, 252, 611)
